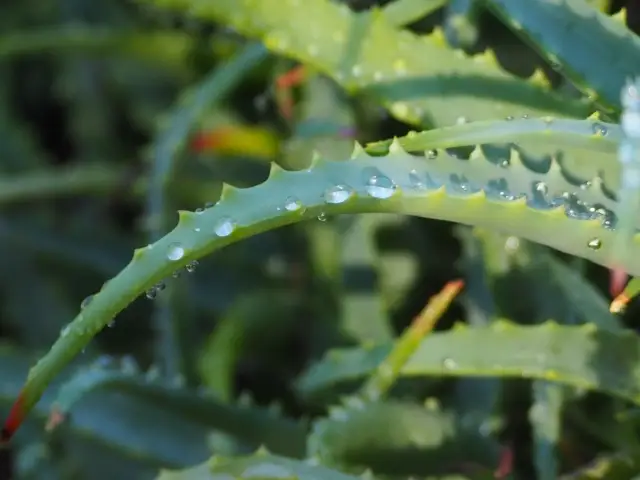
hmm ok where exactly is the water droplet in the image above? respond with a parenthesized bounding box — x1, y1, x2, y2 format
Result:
(442, 358, 457, 370)
(186, 260, 199, 273)
(499, 159, 509, 168)
(324, 185, 352, 204)
(505, 115, 514, 121)
(167, 242, 185, 261)
(522, 114, 530, 119)
(408, 170, 425, 190)
(172, 270, 182, 278)
(145, 288, 158, 300)
(155, 281, 166, 291)
(592, 122, 608, 136)
(214, 216, 236, 237)
(81, 295, 94, 309)
(205, 201, 216, 209)
(195, 207, 204, 213)
(580, 180, 592, 190)
(107, 319, 115, 328)
(317, 212, 327, 222)
(60, 324, 71, 337)
(284, 196, 302, 212)
(365, 174, 395, 199)
(534, 181, 548, 195)
(587, 238, 602, 250)
(427, 149, 438, 159)
(456, 116, 468, 125)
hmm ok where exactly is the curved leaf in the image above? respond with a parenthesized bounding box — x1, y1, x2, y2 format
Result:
(485, 0, 640, 114)
(296, 321, 640, 405)
(5, 133, 640, 440)
(157, 451, 362, 480)
(307, 399, 500, 475)
(142, 0, 593, 126)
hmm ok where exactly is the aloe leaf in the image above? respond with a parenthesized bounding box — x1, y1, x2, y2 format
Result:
(141, 0, 592, 126)
(296, 321, 640, 404)
(0, 27, 215, 72)
(0, 347, 240, 476)
(145, 41, 267, 378)
(158, 451, 363, 480)
(8, 131, 640, 439)
(307, 399, 500, 475)
(49, 358, 307, 457)
(560, 452, 640, 479)
(366, 115, 622, 187)
(381, 0, 447, 27)
(485, 0, 640, 114)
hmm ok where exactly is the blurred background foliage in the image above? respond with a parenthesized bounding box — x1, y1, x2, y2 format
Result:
(2, 0, 640, 479)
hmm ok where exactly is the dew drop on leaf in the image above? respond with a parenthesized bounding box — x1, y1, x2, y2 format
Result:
(587, 238, 602, 250)
(592, 122, 607, 136)
(365, 174, 395, 199)
(534, 181, 548, 195)
(442, 358, 457, 370)
(284, 196, 302, 212)
(167, 242, 185, 261)
(427, 149, 438, 159)
(60, 324, 71, 337)
(186, 260, 199, 273)
(81, 295, 94, 309)
(324, 185, 352, 204)
(145, 288, 158, 300)
(317, 212, 327, 222)
(408, 170, 425, 190)
(214, 216, 236, 237)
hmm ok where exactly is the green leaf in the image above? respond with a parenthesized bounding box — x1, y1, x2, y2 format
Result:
(485, 0, 640, 114)
(296, 321, 640, 406)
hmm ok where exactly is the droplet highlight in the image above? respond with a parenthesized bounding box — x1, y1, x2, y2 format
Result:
(324, 185, 352, 204)
(167, 242, 185, 261)
(214, 217, 236, 237)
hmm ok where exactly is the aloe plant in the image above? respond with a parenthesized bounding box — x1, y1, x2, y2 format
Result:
(2, 0, 640, 479)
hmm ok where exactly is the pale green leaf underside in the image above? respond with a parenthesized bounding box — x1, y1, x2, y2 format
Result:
(296, 321, 640, 405)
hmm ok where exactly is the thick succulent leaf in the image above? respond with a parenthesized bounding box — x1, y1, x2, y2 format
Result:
(296, 321, 640, 405)
(50, 359, 307, 458)
(140, 0, 593, 126)
(307, 399, 500, 475)
(485, 0, 640, 114)
(6, 131, 640, 439)
(381, 0, 447, 27)
(366, 116, 622, 192)
(157, 451, 363, 480)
